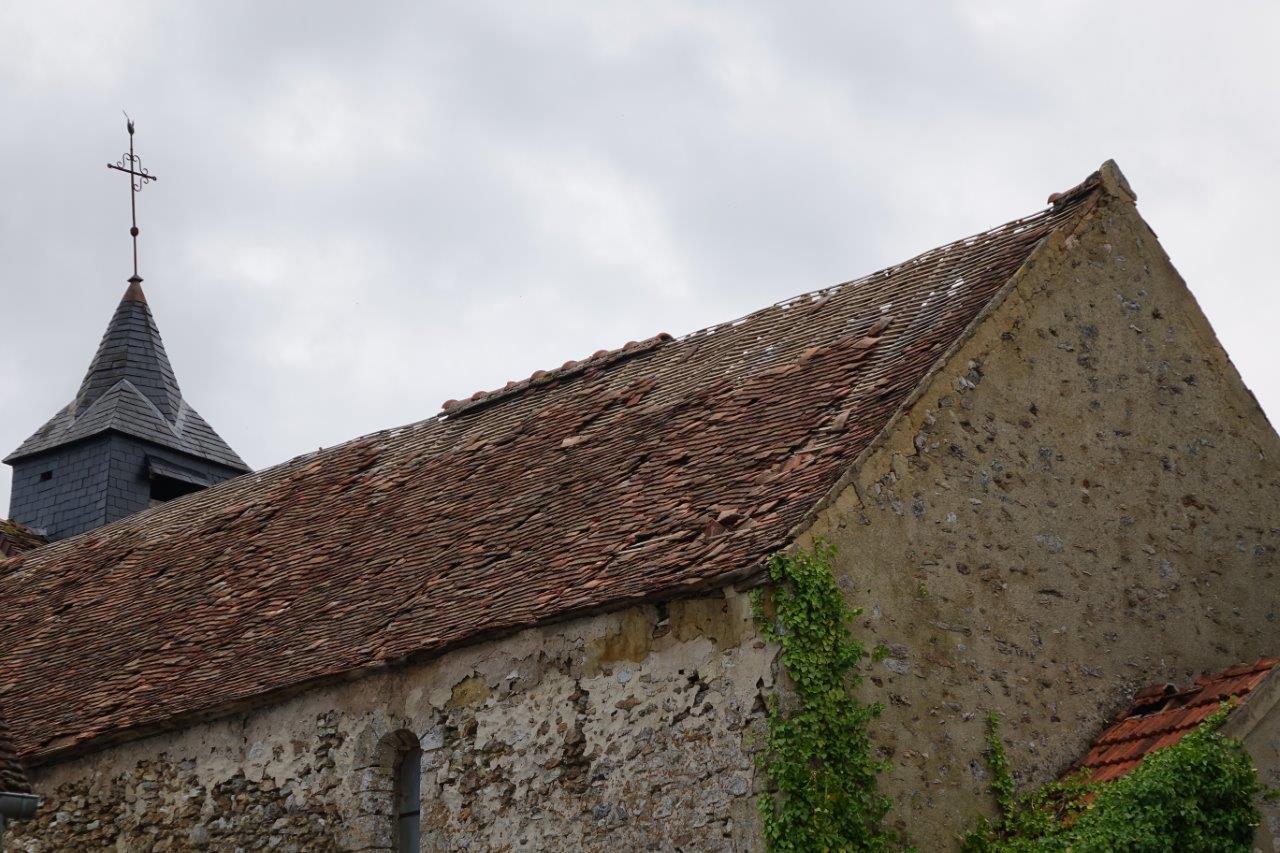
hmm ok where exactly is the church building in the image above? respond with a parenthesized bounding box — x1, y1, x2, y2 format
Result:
(1, 161, 1277, 850)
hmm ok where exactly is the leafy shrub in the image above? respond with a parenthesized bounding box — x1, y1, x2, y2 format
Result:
(962, 709, 1264, 852)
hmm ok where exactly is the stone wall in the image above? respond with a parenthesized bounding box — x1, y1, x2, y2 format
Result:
(798, 190, 1280, 847)
(9, 589, 772, 851)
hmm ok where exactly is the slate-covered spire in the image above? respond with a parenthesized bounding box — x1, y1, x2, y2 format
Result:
(74, 278, 183, 421)
(5, 281, 249, 540)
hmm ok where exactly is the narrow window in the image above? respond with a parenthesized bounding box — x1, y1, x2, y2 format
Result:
(39, 471, 53, 482)
(394, 739, 422, 852)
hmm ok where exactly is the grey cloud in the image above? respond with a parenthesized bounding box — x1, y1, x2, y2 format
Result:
(2, 1, 1277, 514)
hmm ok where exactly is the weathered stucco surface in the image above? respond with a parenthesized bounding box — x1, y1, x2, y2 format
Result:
(9, 589, 771, 851)
(10, 184, 1279, 852)
(799, 188, 1280, 847)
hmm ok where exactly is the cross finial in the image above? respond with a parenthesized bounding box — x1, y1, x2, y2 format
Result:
(106, 112, 158, 283)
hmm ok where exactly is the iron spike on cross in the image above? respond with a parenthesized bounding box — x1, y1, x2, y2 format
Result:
(106, 112, 158, 283)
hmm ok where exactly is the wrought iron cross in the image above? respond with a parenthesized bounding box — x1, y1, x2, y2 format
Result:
(106, 113, 158, 282)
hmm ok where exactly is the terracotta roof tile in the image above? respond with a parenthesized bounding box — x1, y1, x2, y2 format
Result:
(0, 174, 1107, 764)
(1071, 658, 1280, 782)
(0, 519, 45, 558)
(0, 709, 30, 794)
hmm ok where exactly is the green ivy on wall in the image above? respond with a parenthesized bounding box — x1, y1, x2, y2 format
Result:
(962, 709, 1266, 852)
(751, 542, 897, 852)
(749, 540, 1267, 851)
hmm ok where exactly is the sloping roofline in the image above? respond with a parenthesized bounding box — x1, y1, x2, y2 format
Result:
(0, 162, 1125, 765)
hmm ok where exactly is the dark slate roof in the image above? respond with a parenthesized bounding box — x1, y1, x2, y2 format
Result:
(4, 280, 249, 472)
(1072, 659, 1279, 782)
(0, 167, 1113, 764)
(0, 709, 31, 794)
(0, 520, 45, 558)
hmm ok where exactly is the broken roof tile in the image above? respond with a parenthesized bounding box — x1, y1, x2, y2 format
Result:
(1070, 658, 1280, 783)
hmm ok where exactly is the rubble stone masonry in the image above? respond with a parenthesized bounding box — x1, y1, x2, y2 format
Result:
(800, 191, 1280, 847)
(9, 590, 773, 851)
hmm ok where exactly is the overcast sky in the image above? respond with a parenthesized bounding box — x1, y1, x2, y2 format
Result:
(2, 2, 1277, 514)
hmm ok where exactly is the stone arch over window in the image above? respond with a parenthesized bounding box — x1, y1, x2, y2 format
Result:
(392, 731, 422, 852)
(353, 725, 424, 851)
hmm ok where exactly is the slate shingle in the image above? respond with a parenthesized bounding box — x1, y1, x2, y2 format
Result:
(4, 282, 249, 473)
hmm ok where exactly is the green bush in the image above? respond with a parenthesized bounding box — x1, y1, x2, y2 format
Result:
(963, 709, 1264, 852)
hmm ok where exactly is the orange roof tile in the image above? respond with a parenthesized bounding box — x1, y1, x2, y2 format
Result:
(0, 172, 1108, 765)
(1072, 658, 1279, 783)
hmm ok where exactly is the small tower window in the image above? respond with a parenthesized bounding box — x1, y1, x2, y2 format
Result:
(39, 471, 53, 482)
(394, 736, 422, 851)
(146, 457, 213, 507)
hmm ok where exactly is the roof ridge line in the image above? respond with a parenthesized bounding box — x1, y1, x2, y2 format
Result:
(117, 379, 184, 440)
(441, 332, 674, 418)
(65, 377, 132, 428)
(678, 185, 1105, 348)
(437, 184, 1096, 424)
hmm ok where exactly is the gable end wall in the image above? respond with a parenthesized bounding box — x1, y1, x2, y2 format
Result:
(796, 190, 1280, 847)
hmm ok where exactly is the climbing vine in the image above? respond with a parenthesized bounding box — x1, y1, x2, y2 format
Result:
(962, 708, 1266, 851)
(749, 540, 1267, 851)
(751, 541, 897, 851)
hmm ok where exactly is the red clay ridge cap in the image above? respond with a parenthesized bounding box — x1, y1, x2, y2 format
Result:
(441, 332, 675, 417)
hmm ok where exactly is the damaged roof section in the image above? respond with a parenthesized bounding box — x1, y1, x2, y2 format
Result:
(1074, 658, 1280, 782)
(0, 168, 1112, 764)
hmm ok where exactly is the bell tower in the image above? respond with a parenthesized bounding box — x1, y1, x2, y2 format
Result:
(3, 118, 250, 540)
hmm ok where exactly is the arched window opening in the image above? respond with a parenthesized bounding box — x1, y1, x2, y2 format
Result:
(393, 734, 422, 852)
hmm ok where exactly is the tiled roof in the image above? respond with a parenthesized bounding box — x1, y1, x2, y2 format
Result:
(0, 170, 1107, 764)
(0, 519, 46, 558)
(1074, 659, 1280, 782)
(4, 280, 249, 472)
(0, 709, 31, 794)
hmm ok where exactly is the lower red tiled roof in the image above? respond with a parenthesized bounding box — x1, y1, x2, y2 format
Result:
(1074, 658, 1280, 782)
(0, 519, 45, 558)
(0, 172, 1107, 765)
